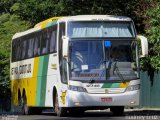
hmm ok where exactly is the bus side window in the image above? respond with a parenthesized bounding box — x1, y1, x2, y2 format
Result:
(12, 40, 17, 62)
(27, 34, 34, 58)
(16, 39, 22, 61)
(34, 32, 41, 56)
(49, 28, 57, 53)
(59, 23, 65, 53)
(22, 39, 27, 59)
(59, 22, 67, 84)
(41, 30, 49, 54)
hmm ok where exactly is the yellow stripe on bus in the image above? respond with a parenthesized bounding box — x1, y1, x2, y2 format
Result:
(34, 17, 62, 28)
(119, 82, 129, 88)
(28, 57, 39, 106)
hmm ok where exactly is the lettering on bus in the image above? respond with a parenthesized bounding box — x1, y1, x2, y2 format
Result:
(77, 73, 100, 77)
(11, 64, 32, 75)
(86, 84, 100, 87)
(101, 97, 112, 102)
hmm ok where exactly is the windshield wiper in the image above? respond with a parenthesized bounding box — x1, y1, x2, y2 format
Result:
(113, 61, 125, 82)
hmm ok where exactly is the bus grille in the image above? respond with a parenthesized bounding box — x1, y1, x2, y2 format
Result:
(86, 88, 126, 94)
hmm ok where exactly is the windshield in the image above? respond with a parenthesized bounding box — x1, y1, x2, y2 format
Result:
(69, 40, 139, 81)
(68, 21, 135, 38)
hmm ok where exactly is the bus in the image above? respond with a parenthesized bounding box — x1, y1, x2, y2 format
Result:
(11, 15, 148, 116)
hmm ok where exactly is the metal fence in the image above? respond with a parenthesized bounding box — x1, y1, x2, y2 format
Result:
(0, 99, 23, 115)
(140, 71, 160, 108)
(0, 76, 12, 114)
(0, 99, 11, 114)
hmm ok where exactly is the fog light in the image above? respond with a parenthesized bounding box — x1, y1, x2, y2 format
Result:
(130, 101, 136, 104)
(74, 102, 81, 106)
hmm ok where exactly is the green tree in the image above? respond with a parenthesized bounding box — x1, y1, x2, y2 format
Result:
(12, 0, 154, 33)
(0, 14, 31, 98)
(0, 0, 17, 13)
(145, 1, 160, 70)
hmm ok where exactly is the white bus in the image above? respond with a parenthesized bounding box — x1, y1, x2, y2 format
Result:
(11, 15, 148, 116)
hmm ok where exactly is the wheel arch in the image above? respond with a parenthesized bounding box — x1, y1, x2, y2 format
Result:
(18, 89, 21, 102)
(22, 88, 26, 97)
(52, 86, 57, 107)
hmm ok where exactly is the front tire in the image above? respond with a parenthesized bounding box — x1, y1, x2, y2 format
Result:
(54, 93, 67, 117)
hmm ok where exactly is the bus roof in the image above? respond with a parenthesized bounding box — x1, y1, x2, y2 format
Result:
(58, 15, 131, 22)
(34, 17, 62, 28)
(12, 15, 132, 40)
(12, 26, 41, 40)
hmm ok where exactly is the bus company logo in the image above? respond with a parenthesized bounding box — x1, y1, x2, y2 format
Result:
(11, 64, 32, 75)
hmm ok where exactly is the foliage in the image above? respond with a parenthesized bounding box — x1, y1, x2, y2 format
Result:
(12, 0, 140, 24)
(0, 14, 31, 98)
(0, 0, 17, 13)
(146, 2, 160, 70)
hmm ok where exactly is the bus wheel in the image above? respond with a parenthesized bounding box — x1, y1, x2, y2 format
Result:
(110, 106, 124, 116)
(54, 93, 67, 117)
(19, 96, 31, 115)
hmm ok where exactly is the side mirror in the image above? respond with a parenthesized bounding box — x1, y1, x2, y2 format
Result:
(137, 35, 148, 58)
(62, 36, 69, 58)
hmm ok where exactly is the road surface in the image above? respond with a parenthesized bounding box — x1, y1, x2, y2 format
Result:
(1, 109, 160, 120)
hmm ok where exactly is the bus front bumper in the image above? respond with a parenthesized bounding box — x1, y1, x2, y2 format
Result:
(67, 90, 139, 107)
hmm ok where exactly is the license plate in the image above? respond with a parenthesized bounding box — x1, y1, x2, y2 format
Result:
(101, 97, 112, 102)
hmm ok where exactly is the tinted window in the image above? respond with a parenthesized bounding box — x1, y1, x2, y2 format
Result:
(21, 39, 27, 59)
(12, 39, 17, 62)
(58, 22, 67, 84)
(16, 39, 22, 60)
(50, 30, 57, 53)
(34, 32, 41, 56)
(41, 30, 49, 54)
(27, 35, 34, 58)
(11, 24, 58, 62)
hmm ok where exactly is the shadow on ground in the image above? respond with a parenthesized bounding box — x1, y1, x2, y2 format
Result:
(1, 109, 160, 120)
(125, 110, 160, 116)
(41, 109, 160, 117)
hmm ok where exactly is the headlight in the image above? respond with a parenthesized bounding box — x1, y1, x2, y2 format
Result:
(69, 85, 87, 92)
(125, 84, 140, 92)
